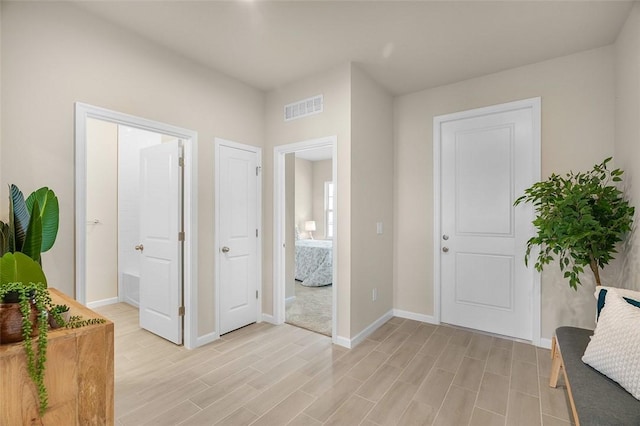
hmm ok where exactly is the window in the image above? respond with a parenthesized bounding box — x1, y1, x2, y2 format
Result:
(324, 181, 334, 238)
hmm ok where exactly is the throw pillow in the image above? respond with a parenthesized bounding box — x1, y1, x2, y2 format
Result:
(594, 286, 640, 320)
(582, 291, 640, 400)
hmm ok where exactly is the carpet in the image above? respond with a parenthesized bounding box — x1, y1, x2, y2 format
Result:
(285, 281, 332, 336)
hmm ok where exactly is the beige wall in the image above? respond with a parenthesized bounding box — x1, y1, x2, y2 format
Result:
(394, 46, 616, 339)
(0, 2, 264, 337)
(614, 2, 640, 291)
(265, 63, 351, 339)
(351, 65, 394, 335)
(86, 118, 118, 303)
(294, 157, 313, 237)
(312, 159, 332, 240)
(0, 3, 2, 171)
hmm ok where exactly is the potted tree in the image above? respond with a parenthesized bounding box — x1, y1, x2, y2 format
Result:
(514, 157, 635, 289)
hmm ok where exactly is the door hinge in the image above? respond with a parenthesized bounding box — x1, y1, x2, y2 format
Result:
(256, 166, 262, 176)
(256, 229, 258, 238)
(256, 290, 259, 299)
(179, 157, 184, 167)
(178, 231, 185, 241)
(178, 306, 185, 316)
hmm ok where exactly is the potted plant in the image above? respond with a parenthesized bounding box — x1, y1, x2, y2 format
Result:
(0, 184, 58, 416)
(0, 252, 51, 415)
(48, 304, 70, 329)
(514, 157, 635, 289)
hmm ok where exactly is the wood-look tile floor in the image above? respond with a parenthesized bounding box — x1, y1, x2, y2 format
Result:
(95, 303, 573, 426)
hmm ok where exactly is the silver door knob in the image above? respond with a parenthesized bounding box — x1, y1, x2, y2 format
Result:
(135, 244, 144, 252)
(442, 247, 449, 253)
(221, 246, 230, 253)
(442, 234, 449, 240)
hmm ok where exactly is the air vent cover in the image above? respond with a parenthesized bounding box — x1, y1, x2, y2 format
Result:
(284, 95, 323, 122)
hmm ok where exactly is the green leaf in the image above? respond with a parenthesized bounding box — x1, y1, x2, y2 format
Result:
(0, 221, 9, 256)
(25, 187, 59, 253)
(0, 252, 47, 287)
(22, 199, 42, 263)
(10, 184, 30, 252)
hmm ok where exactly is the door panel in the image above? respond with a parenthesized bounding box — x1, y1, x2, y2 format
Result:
(139, 141, 182, 344)
(219, 145, 258, 335)
(440, 107, 535, 340)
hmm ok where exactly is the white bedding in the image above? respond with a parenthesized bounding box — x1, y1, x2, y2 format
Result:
(295, 239, 333, 286)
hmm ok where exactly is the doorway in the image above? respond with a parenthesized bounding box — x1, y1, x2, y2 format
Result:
(274, 136, 337, 340)
(433, 98, 541, 344)
(75, 103, 199, 349)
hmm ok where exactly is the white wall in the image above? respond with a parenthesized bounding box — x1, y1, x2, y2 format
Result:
(614, 2, 640, 291)
(86, 118, 118, 304)
(0, 2, 264, 338)
(394, 46, 616, 339)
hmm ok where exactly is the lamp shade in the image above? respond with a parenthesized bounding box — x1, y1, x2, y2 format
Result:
(304, 221, 316, 232)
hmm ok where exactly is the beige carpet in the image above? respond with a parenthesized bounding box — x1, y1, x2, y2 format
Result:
(285, 281, 332, 336)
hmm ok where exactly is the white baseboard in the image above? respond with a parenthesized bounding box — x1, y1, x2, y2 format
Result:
(393, 309, 439, 325)
(349, 309, 394, 349)
(261, 313, 277, 324)
(539, 337, 552, 349)
(195, 331, 219, 348)
(86, 297, 119, 309)
(333, 335, 352, 349)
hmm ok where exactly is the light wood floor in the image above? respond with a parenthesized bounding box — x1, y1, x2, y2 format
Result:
(95, 303, 573, 426)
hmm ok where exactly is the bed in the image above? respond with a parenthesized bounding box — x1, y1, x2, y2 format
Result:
(295, 239, 333, 286)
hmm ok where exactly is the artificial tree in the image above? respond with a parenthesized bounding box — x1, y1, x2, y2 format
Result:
(514, 157, 635, 289)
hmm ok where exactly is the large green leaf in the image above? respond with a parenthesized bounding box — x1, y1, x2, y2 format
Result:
(10, 184, 30, 252)
(22, 199, 42, 263)
(26, 187, 59, 253)
(0, 252, 47, 287)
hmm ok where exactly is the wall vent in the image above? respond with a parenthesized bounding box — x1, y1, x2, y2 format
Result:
(284, 95, 323, 122)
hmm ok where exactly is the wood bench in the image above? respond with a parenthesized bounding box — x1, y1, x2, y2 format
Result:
(550, 326, 640, 426)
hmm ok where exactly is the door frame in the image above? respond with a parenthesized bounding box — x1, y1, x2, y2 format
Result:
(273, 136, 338, 343)
(74, 102, 199, 349)
(214, 138, 262, 338)
(433, 98, 542, 346)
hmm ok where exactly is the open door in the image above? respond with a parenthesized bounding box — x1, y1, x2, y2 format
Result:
(138, 140, 183, 344)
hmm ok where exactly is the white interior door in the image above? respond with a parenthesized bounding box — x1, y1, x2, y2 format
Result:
(219, 144, 258, 335)
(439, 102, 538, 340)
(138, 140, 183, 344)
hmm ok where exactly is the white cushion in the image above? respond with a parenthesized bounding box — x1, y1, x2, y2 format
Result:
(582, 290, 640, 400)
(594, 286, 640, 302)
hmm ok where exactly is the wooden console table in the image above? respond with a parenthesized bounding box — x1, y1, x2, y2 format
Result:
(0, 288, 114, 425)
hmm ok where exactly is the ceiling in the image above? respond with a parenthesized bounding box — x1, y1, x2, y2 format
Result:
(76, 1, 634, 96)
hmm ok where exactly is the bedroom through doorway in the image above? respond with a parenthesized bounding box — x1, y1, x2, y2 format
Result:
(274, 137, 337, 339)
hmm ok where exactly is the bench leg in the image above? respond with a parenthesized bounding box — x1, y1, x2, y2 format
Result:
(549, 336, 562, 388)
(549, 336, 580, 426)
(562, 363, 580, 426)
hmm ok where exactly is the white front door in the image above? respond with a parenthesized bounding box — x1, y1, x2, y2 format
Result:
(437, 100, 539, 340)
(138, 141, 183, 344)
(218, 143, 259, 335)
